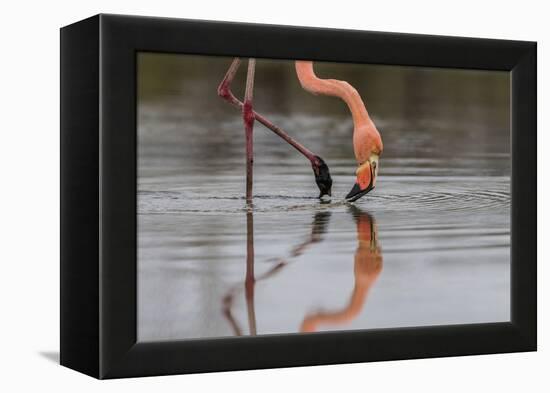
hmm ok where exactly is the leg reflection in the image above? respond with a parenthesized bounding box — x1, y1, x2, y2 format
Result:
(300, 206, 383, 332)
(223, 211, 263, 336)
(244, 211, 257, 335)
(291, 211, 332, 257)
(222, 210, 332, 336)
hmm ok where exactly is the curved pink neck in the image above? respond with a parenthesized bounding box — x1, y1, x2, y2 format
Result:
(295, 61, 372, 127)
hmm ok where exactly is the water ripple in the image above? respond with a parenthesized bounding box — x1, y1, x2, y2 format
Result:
(138, 180, 510, 215)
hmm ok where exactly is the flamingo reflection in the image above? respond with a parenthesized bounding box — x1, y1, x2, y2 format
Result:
(222, 207, 382, 335)
(300, 207, 382, 332)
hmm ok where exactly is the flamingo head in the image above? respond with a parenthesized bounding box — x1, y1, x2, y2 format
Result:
(345, 153, 380, 202)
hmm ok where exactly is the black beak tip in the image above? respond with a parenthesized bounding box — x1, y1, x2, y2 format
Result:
(345, 183, 373, 202)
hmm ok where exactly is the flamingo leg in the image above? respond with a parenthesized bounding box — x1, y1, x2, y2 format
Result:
(243, 59, 256, 202)
(218, 58, 318, 163)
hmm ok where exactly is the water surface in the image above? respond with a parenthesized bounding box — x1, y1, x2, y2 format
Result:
(137, 54, 510, 341)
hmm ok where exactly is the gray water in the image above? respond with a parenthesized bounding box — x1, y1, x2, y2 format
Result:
(137, 54, 511, 341)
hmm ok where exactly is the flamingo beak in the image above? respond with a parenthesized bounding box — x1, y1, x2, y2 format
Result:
(345, 159, 377, 202)
(345, 181, 374, 202)
(313, 156, 333, 198)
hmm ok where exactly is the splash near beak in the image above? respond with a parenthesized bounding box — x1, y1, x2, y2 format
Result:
(345, 160, 375, 202)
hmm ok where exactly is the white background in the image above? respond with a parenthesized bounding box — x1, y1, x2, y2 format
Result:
(0, 0, 546, 391)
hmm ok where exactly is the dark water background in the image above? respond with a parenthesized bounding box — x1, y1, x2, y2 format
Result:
(137, 53, 510, 341)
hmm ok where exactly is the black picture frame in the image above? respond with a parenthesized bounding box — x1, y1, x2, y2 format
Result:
(60, 13, 537, 379)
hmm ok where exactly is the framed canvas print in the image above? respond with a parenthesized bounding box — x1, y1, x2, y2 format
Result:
(60, 14, 536, 379)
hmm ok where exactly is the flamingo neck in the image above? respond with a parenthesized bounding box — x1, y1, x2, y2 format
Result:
(295, 61, 372, 129)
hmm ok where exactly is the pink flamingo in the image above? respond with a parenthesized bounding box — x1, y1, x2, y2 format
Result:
(218, 58, 383, 202)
